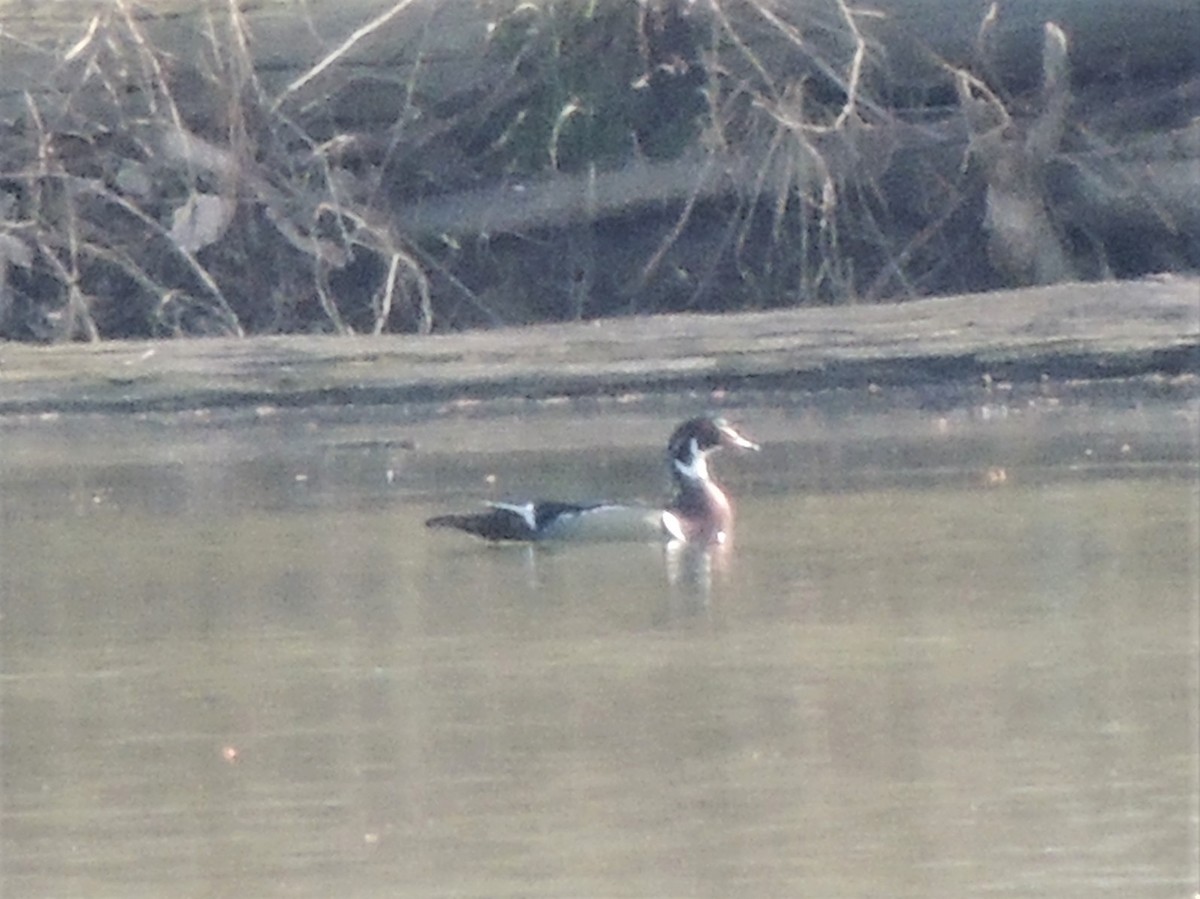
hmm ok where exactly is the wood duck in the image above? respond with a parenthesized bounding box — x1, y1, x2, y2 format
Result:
(425, 416, 759, 544)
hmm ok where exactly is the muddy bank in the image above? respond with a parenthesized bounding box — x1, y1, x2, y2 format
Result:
(0, 277, 1196, 418)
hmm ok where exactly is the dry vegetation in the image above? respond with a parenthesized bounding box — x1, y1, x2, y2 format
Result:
(0, 0, 1196, 341)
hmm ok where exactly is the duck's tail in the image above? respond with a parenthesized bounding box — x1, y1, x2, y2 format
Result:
(425, 510, 530, 542)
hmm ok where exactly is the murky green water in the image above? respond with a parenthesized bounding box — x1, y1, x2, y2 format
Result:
(2, 392, 1197, 898)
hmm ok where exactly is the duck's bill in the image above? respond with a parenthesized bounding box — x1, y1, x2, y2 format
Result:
(718, 422, 760, 451)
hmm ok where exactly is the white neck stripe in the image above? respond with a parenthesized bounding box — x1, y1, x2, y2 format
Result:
(673, 438, 709, 482)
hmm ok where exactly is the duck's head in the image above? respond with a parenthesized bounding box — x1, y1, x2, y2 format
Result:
(668, 416, 760, 483)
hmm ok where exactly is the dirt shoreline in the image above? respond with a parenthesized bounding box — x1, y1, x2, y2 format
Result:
(1, 278, 1197, 418)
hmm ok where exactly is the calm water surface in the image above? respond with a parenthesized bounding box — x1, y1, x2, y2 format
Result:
(1, 393, 1197, 898)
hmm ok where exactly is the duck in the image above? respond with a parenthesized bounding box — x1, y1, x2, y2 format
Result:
(425, 416, 759, 544)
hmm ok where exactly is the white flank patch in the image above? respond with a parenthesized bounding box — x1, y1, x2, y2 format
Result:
(487, 501, 537, 531)
(672, 438, 710, 482)
(661, 510, 687, 543)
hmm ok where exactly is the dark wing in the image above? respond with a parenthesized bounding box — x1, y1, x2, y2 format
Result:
(426, 500, 605, 542)
(530, 501, 606, 530)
